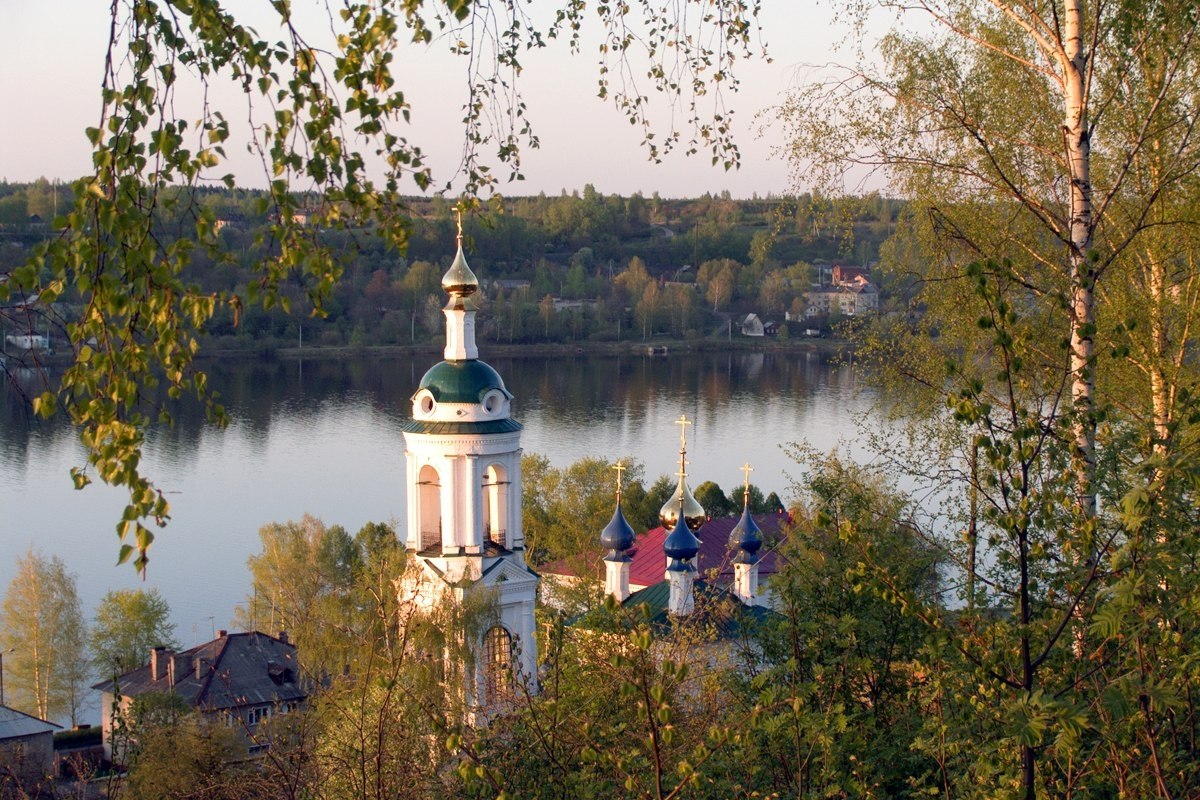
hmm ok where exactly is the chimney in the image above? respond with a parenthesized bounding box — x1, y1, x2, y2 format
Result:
(217, 629, 228, 639)
(168, 652, 191, 686)
(150, 646, 167, 681)
(278, 630, 289, 644)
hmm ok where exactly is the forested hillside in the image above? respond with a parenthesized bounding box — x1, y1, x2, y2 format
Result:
(0, 180, 900, 349)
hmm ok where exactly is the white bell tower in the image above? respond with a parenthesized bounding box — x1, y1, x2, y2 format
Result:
(400, 213, 539, 710)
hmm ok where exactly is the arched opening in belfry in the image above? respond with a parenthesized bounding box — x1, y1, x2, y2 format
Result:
(482, 463, 508, 548)
(483, 625, 513, 704)
(418, 465, 441, 551)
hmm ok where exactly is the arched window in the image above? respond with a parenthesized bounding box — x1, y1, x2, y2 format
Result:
(418, 465, 441, 551)
(483, 626, 513, 703)
(481, 464, 508, 548)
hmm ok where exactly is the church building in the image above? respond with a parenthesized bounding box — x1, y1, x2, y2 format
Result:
(545, 435, 787, 609)
(603, 423, 775, 620)
(399, 218, 540, 710)
(583, 431, 777, 664)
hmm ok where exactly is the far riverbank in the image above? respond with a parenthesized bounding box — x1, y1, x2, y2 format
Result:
(266, 335, 851, 361)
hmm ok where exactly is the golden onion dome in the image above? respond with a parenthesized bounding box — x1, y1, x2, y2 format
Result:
(659, 475, 706, 533)
(441, 244, 479, 298)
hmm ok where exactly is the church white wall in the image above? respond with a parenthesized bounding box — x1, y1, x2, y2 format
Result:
(404, 432, 523, 553)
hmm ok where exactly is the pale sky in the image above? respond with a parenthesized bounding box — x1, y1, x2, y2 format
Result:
(0, 2, 877, 199)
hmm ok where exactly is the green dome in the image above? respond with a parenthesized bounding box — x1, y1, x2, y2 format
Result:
(418, 360, 510, 404)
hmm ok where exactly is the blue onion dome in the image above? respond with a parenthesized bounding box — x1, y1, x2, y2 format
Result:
(441, 241, 479, 299)
(659, 475, 706, 533)
(663, 510, 701, 563)
(730, 503, 763, 564)
(600, 503, 636, 560)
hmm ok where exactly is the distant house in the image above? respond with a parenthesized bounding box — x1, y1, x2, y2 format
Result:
(551, 298, 600, 312)
(0, 705, 61, 787)
(92, 630, 306, 761)
(740, 313, 765, 336)
(214, 214, 247, 232)
(4, 333, 50, 352)
(832, 265, 870, 286)
(802, 287, 837, 318)
(845, 280, 879, 315)
(484, 278, 532, 294)
(270, 209, 313, 226)
(803, 279, 879, 319)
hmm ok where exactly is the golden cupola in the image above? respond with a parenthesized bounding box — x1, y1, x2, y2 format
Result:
(658, 414, 706, 533)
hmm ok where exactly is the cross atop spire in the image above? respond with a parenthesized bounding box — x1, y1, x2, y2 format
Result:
(455, 205, 464, 246)
(674, 414, 692, 451)
(740, 462, 754, 502)
(675, 414, 693, 479)
(612, 460, 627, 500)
(658, 413, 706, 535)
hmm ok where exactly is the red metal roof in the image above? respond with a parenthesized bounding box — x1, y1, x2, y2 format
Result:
(626, 513, 788, 588)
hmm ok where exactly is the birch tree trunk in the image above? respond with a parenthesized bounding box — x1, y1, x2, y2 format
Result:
(1062, 0, 1097, 521)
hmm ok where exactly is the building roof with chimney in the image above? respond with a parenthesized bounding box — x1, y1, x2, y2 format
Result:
(91, 631, 304, 712)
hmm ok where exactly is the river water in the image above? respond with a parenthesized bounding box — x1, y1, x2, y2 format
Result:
(0, 348, 875, 716)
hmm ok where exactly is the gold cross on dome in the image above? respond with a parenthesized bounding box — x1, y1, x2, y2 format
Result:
(612, 460, 626, 497)
(454, 206, 464, 244)
(674, 415, 692, 480)
(674, 414, 692, 450)
(740, 462, 754, 490)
